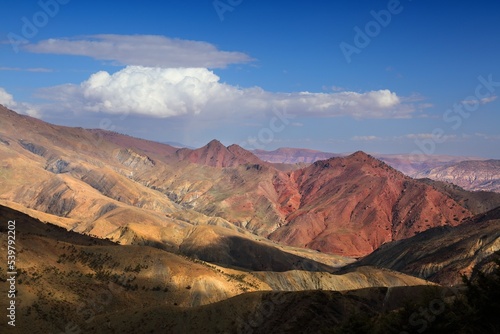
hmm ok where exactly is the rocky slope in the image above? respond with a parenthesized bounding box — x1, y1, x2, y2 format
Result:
(88, 286, 445, 334)
(0, 204, 433, 333)
(419, 178, 500, 214)
(269, 152, 472, 257)
(3, 105, 500, 332)
(349, 206, 500, 285)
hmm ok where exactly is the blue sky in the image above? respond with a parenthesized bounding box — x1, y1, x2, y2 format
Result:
(1, 0, 499, 158)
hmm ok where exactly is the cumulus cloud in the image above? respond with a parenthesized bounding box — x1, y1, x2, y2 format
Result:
(24, 34, 253, 68)
(0, 88, 16, 107)
(38, 67, 241, 117)
(37, 66, 418, 120)
(0, 87, 40, 117)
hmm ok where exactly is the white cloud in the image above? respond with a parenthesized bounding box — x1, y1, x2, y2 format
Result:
(24, 34, 254, 69)
(38, 67, 240, 117)
(36, 66, 419, 120)
(418, 103, 434, 109)
(37, 66, 417, 119)
(0, 88, 16, 107)
(404, 133, 458, 142)
(0, 88, 40, 117)
(474, 132, 500, 140)
(0, 67, 53, 72)
(351, 135, 382, 141)
(462, 95, 497, 105)
(405, 133, 437, 140)
(322, 85, 345, 92)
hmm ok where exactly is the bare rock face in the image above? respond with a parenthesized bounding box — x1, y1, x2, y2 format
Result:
(2, 105, 500, 334)
(45, 158, 70, 174)
(351, 207, 500, 285)
(0, 135, 10, 146)
(415, 160, 500, 192)
(19, 139, 48, 157)
(418, 178, 500, 215)
(269, 151, 472, 257)
(13, 178, 77, 217)
(176, 140, 265, 168)
(114, 148, 155, 169)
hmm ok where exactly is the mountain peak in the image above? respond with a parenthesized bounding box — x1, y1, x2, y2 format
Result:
(349, 151, 374, 160)
(206, 139, 226, 148)
(226, 144, 247, 154)
(176, 140, 267, 168)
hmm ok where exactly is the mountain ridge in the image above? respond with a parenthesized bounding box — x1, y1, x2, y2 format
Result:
(348, 206, 500, 285)
(253, 146, 498, 193)
(269, 150, 473, 256)
(0, 105, 480, 257)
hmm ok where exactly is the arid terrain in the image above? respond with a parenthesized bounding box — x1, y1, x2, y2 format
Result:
(1, 105, 500, 333)
(254, 148, 500, 193)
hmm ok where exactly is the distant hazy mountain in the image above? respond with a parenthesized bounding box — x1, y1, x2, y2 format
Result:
(413, 159, 500, 192)
(162, 141, 194, 149)
(254, 147, 499, 192)
(253, 147, 339, 163)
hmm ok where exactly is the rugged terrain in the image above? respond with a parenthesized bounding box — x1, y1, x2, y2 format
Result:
(3, 203, 497, 333)
(2, 104, 500, 333)
(349, 206, 500, 285)
(0, 105, 475, 258)
(0, 204, 432, 333)
(255, 147, 499, 193)
(419, 178, 500, 214)
(269, 152, 472, 256)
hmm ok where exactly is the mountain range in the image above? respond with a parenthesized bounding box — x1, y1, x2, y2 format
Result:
(253, 148, 500, 193)
(1, 104, 500, 333)
(0, 105, 480, 257)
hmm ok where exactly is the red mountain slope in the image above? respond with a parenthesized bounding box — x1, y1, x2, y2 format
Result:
(175, 139, 266, 168)
(269, 152, 472, 257)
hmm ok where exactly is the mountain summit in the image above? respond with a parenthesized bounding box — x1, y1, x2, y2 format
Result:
(269, 151, 472, 256)
(175, 139, 266, 168)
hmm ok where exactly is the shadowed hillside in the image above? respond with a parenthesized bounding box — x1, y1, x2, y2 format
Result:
(0, 205, 435, 333)
(348, 206, 500, 285)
